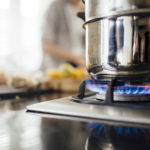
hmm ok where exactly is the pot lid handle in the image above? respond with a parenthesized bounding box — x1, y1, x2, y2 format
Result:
(77, 12, 85, 21)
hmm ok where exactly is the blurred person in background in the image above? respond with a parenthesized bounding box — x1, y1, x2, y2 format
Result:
(41, 0, 85, 70)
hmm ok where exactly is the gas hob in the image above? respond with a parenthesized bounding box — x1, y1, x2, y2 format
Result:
(27, 79, 150, 127)
(27, 95, 150, 127)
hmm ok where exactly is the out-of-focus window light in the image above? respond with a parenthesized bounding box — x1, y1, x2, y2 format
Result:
(0, 0, 10, 58)
(0, 132, 10, 148)
(20, 0, 40, 18)
(21, 128, 41, 149)
(0, 18, 10, 57)
(0, 0, 10, 10)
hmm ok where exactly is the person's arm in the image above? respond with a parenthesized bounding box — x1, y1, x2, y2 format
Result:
(42, 1, 85, 67)
(42, 41, 85, 66)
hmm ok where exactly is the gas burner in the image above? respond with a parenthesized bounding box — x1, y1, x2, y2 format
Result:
(96, 93, 150, 102)
(95, 83, 150, 102)
(70, 78, 150, 109)
(85, 79, 150, 102)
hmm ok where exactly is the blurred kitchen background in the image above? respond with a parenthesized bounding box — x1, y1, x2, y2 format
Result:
(0, 1, 88, 150)
(0, 0, 87, 92)
(0, 0, 53, 74)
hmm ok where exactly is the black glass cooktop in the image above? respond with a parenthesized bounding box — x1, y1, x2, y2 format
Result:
(0, 92, 149, 150)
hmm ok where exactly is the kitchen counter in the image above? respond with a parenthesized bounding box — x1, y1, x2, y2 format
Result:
(0, 93, 150, 150)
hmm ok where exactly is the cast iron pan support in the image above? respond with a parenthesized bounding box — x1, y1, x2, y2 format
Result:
(77, 80, 86, 99)
(77, 80, 96, 99)
(105, 78, 116, 104)
(73, 78, 150, 108)
(77, 78, 117, 102)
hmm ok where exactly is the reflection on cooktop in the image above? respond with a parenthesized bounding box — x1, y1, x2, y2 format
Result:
(41, 118, 87, 150)
(40, 118, 150, 150)
(86, 123, 150, 150)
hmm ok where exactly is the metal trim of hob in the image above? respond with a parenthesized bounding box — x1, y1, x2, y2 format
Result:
(26, 97, 150, 128)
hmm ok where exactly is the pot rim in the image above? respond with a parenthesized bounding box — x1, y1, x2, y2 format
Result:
(83, 8, 150, 27)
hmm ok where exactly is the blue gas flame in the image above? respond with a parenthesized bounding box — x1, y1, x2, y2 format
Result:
(86, 123, 149, 136)
(86, 80, 150, 95)
(115, 126, 147, 135)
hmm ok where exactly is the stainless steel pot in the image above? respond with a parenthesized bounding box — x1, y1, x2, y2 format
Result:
(84, 0, 150, 20)
(84, 0, 150, 80)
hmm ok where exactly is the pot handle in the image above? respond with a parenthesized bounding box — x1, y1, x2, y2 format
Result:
(77, 12, 85, 21)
